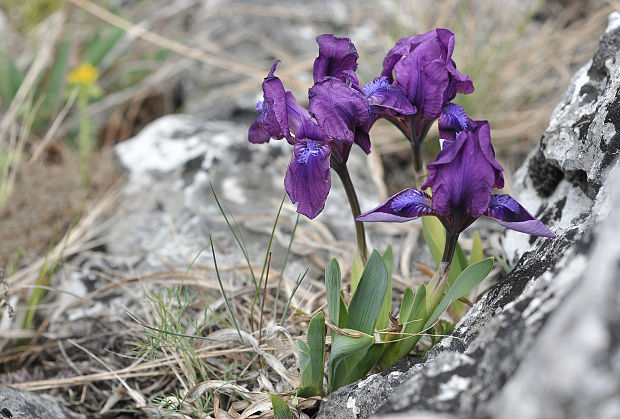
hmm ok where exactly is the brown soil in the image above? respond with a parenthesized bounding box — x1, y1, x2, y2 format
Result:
(0, 145, 118, 272)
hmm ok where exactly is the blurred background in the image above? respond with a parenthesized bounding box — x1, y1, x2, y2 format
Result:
(0, 0, 617, 273)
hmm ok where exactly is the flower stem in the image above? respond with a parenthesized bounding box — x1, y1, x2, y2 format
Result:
(334, 164, 368, 264)
(77, 90, 93, 184)
(410, 140, 426, 189)
(426, 230, 460, 311)
(442, 231, 460, 264)
(408, 115, 433, 189)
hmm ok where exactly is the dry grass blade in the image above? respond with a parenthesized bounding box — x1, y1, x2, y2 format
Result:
(185, 380, 263, 403)
(0, 12, 65, 144)
(207, 329, 301, 389)
(67, 339, 147, 407)
(30, 88, 79, 162)
(6, 183, 121, 289)
(69, 0, 265, 78)
(413, 262, 435, 279)
(7, 344, 266, 391)
(238, 398, 274, 419)
(400, 225, 421, 279)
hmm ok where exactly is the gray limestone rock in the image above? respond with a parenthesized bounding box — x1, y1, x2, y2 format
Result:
(110, 114, 380, 275)
(485, 167, 620, 418)
(0, 386, 84, 419)
(318, 11, 620, 419)
(318, 358, 420, 419)
(47, 113, 383, 339)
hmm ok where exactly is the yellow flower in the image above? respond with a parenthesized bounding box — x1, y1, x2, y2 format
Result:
(68, 62, 99, 86)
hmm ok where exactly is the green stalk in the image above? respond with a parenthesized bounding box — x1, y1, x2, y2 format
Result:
(408, 115, 433, 189)
(410, 140, 425, 189)
(426, 231, 460, 312)
(333, 164, 368, 264)
(441, 231, 461, 264)
(77, 89, 92, 184)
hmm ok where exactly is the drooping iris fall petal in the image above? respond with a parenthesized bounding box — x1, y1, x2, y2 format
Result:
(357, 189, 436, 222)
(485, 194, 556, 237)
(284, 120, 332, 219)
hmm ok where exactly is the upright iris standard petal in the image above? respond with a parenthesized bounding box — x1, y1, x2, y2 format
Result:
(445, 60, 475, 102)
(313, 34, 359, 84)
(357, 189, 436, 222)
(248, 60, 290, 143)
(468, 120, 504, 189)
(393, 40, 450, 121)
(485, 194, 556, 237)
(435, 28, 474, 101)
(284, 120, 331, 219)
(308, 77, 372, 157)
(423, 120, 503, 220)
(381, 31, 437, 82)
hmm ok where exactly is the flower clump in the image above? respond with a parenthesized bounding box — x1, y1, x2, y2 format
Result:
(248, 29, 557, 399)
(248, 29, 554, 261)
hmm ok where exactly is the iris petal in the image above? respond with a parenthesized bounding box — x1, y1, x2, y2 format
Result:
(313, 34, 359, 84)
(485, 194, 556, 238)
(379, 28, 474, 138)
(469, 120, 504, 188)
(439, 103, 469, 143)
(308, 77, 371, 151)
(285, 91, 311, 141)
(357, 189, 436, 222)
(284, 133, 331, 219)
(248, 60, 290, 143)
(423, 120, 502, 219)
(393, 44, 450, 121)
(362, 77, 417, 116)
(381, 30, 437, 81)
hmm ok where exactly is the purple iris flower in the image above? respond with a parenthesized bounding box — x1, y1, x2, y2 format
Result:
(312, 35, 415, 159)
(308, 76, 372, 165)
(248, 35, 374, 220)
(249, 61, 310, 145)
(379, 28, 474, 147)
(357, 120, 555, 246)
(309, 34, 378, 166)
